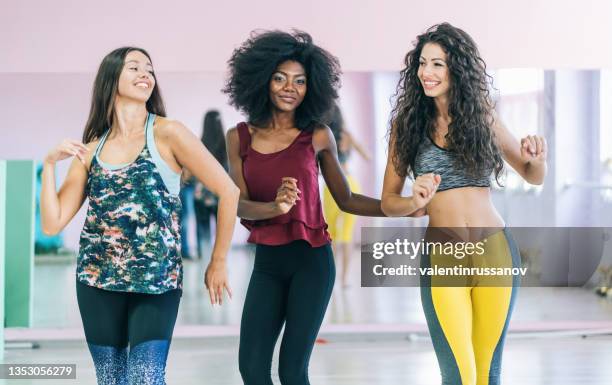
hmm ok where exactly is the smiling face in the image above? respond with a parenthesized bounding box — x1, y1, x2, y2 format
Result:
(268, 60, 307, 113)
(417, 43, 451, 99)
(116, 50, 156, 103)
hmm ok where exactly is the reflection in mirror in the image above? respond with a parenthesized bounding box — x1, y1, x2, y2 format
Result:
(0, 70, 607, 332)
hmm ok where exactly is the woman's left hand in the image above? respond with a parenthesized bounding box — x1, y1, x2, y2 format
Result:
(520, 135, 547, 163)
(204, 259, 232, 305)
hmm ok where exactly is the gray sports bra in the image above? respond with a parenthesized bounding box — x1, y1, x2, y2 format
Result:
(414, 136, 492, 191)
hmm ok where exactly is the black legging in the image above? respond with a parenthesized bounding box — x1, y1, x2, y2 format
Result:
(76, 282, 181, 385)
(239, 240, 335, 385)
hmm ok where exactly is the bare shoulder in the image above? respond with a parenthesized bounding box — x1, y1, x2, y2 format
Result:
(153, 116, 189, 140)
(85, 139, 99, 156)
(226, 126, 239, 140)
(82, 140, 100, 170)
(312, 124, 335, 151)
(226, 126, 241, 156)
(84, 140, 99, 151)
(228, 122, 254, 137)
(312, 124, 334, 141)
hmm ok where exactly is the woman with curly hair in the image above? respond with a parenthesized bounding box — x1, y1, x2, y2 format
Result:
(381, 23, 547, 384)
(224, 30, 383, 384)
(40, 47, 239, 384)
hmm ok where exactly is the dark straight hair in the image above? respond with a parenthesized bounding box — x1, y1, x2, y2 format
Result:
(82, 47, 166, 143)
(201, 110, 228, 169)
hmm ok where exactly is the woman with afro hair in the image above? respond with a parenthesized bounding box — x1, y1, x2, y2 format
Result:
(381, 23, 547, 384)
(224, 30, 384, 384)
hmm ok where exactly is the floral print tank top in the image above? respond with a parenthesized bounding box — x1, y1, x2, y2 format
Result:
(77, 113, 182, 294)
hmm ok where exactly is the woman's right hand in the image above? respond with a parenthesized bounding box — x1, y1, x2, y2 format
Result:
(274, 177, 301, 214)
(44, 139, 89, 165)
(204, 259, 232, 306)
(412, 173, 441, 209)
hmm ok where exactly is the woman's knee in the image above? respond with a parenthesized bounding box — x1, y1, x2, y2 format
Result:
(278, 360, 307, 385)
(239, 351, 272, 384)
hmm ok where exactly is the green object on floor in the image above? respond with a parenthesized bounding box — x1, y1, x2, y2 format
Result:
(0, 160, 6, 359)
(4, 160, 35, 328)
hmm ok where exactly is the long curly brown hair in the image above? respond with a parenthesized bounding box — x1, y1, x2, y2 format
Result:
(389, 23, 503, 184)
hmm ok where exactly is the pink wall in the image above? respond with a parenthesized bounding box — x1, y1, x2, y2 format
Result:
(0, 72, 248, 249)
(0, 72, 378, 249)
(2, 0, 611, 247)
(2, 0, 612, 73)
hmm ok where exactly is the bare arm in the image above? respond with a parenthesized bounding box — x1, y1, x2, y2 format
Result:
(163, 120, 239, 305)
(380, 125, 438, 217)
(493, 115, 547, 185)
(40, 140, 93, 235)
(165, 121, 239, 263)
(314, 126, 384, 216)
(226, 127, 298, 220)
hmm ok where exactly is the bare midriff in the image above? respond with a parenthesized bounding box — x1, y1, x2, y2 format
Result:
(426, 186, 505, 239)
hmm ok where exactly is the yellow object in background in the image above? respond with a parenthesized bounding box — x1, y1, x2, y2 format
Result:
(323, 174, 360, 243)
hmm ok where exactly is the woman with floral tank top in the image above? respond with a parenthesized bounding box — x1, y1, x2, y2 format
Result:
(40, 47, 239, 385)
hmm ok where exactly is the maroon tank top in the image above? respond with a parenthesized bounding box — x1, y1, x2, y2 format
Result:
(237, 122, 331, 247)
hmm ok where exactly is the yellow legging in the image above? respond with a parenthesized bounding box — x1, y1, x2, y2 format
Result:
(420, 228, 520, 385)
(323, 174, 360, 242)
